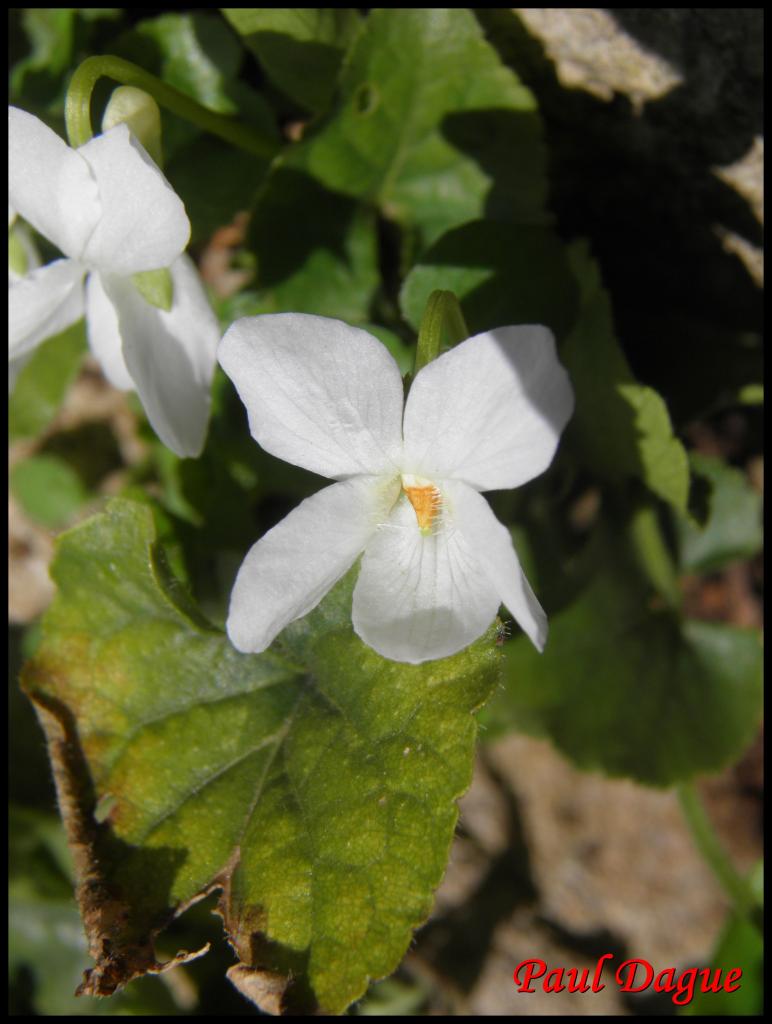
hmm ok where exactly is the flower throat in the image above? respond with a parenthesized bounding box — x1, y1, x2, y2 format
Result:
(401, 474, 442, 535)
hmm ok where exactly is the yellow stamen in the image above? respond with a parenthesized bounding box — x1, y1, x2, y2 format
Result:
(402, 475, 442, 534)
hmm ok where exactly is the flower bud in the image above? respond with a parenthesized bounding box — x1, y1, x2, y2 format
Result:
(102, 86, 163, 167)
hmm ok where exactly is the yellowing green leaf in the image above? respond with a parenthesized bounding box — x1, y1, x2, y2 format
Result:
(23, 499, 501, 1014)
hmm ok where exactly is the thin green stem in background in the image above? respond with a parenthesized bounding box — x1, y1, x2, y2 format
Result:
(65, 54, 279, 159)
(627, 501, 681, 609)
(678, 782, 760, 927)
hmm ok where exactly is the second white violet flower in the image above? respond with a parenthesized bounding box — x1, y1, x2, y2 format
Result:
(8, 106, 219, 457)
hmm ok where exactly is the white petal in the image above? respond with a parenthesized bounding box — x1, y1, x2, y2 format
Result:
(403, 325, 574, 491)
(85, 272, 134, 391)
(446, 480, 547, 651)
(218, 313, 405, 480)
(8, 107, 100, 260)
(352, 487, 501, 663)
(77, 124, 189, 276)
(8, 258, 85, 362)
(228, 475, 400, 653)
(100, 255, 219, 456)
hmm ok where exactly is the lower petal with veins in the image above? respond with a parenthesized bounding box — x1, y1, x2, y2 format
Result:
(352, 490, 501, 664)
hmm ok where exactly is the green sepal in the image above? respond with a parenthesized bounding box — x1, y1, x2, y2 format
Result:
(132, 267, 173, 311)
(414, 289, 469, 376)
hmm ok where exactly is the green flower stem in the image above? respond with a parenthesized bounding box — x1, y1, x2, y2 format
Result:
(627, 501, 681, 609)
(414, 290, 469, 376)
(65, 55, 279, 159)
(678, 782, 758, 919)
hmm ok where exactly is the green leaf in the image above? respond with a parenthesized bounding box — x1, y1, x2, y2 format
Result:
(8, 319, 87, 441)
(480, 525, 762, 787)
(355, 976, 429, 1016)
(10, 9, 76, 93)
(10, 454, 88, 529)
(132, 267, 173, 311)
(9, 894, 182, 1015)
(297, 8, 548, 245)
(115, 11, 245, 114)
(10, 9, 119, 115)
(9, 806, 74, 899)
(561, 243, 691, 511)
(680, 907, 763, 1016)
(23, 499, 501, 1014)
(113, 11, 278, 168)
(400, 221, 579, 342)
(166, 138, 266, 246)
(677, 454, 763, 573)
(221, 8, 361, 114)
(240, 163, 380, 321)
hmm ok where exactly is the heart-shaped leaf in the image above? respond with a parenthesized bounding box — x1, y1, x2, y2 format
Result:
(23, 499, 501, 1014)
(481, 523, 762, 786)
(222, 9, 362, 114)
(295, 8, 548, 245)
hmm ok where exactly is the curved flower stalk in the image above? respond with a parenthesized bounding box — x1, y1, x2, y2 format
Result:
(8, 106, 219, 457)
(219, 314, 575, 664)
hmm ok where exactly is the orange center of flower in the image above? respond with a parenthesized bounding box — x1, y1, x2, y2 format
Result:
(402, 475, 442, 534)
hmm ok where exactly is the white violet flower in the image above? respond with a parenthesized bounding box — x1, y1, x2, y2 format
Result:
(219, 313, 575, 664)
(8, 106, 219, 457)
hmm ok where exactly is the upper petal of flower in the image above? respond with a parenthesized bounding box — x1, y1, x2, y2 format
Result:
(77, 124, 190, 276)
(443, 480, 547, 651)
(351, 487, 502, 663)
(402, 325, 574, 491)
(9, 258, 86, 363)
(99, 254, 219, 457)
(8, 106, 100, 261)
(219, 313, 405, 480)
(84, 272, 134, 391)
(228, 475, 400, 653)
